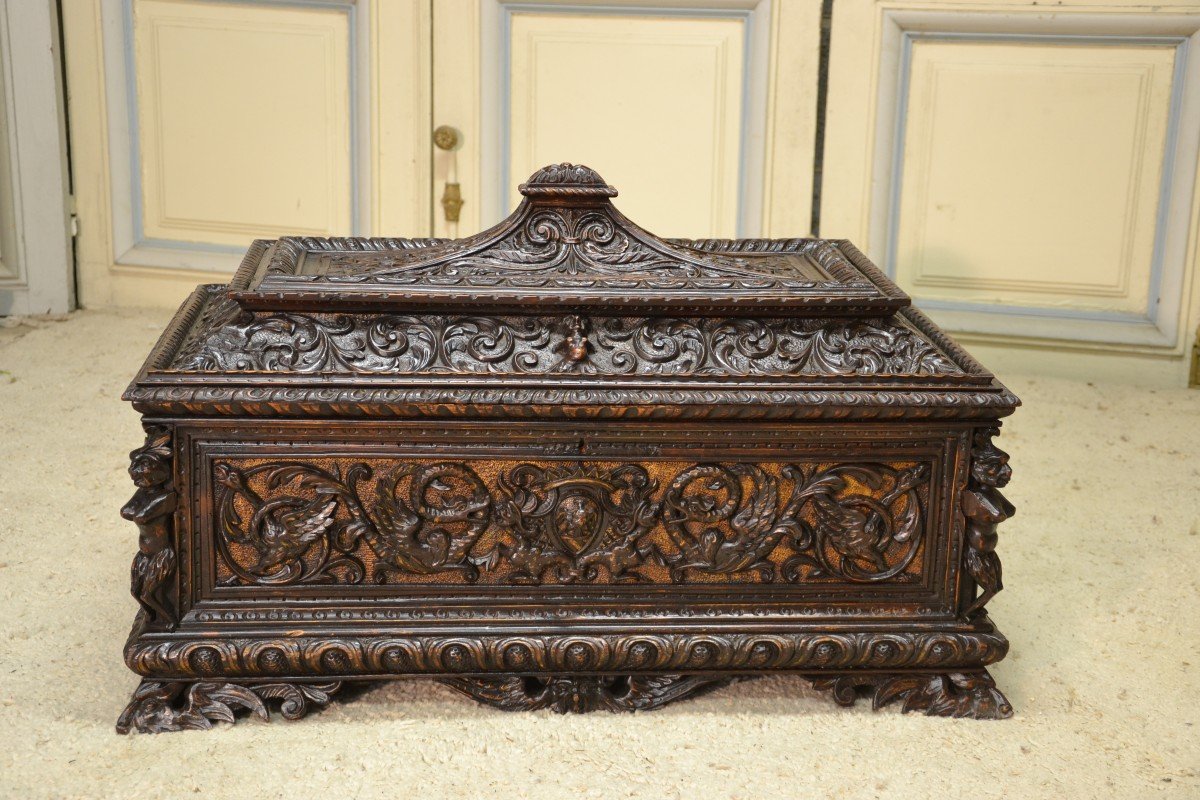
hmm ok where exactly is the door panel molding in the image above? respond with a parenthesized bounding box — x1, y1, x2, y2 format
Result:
(884, 27, 1188, 347)
(99, 0, 366, 273)
(824, 6, 1200, 359)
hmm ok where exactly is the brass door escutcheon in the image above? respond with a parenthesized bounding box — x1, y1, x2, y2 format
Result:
(441, 182, 463, 223)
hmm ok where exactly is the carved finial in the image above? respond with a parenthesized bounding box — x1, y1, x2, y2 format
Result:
(518, 163, 618, 198)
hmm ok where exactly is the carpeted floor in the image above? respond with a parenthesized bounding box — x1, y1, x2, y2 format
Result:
(0, 308, 1197, 799)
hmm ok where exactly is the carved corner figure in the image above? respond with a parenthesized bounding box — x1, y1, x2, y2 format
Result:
(121, 425, 178, 628)
(962, 427, 1015, 617)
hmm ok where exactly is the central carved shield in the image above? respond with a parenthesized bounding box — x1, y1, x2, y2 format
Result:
(551, 492, 604, 555)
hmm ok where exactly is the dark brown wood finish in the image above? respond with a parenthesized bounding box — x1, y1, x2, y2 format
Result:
(117, 164, 1018, 732)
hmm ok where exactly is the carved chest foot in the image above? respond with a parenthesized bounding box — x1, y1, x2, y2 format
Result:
(811, 669, 1013, 720)
(117, 163, 1019, 731)
(116, 679, 343, 734)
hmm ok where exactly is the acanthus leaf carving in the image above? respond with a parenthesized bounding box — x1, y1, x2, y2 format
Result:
(811, 670, 1013, 720)
(441, 674, 731, 713)
(314, 205, 828, 291)
(172, 310, 962, 378)
(116, 680, 342, 734)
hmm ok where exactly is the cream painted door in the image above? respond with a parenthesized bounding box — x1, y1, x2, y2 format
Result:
(821, 0, 1200, 385)
(430, 0, 821, 240)
(64, 0, 433, 308)
(64, 0, 820, 310)
(0, 1, 74, 315)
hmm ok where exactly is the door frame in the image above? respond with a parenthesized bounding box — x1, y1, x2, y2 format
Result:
(0, 0, 74, 316)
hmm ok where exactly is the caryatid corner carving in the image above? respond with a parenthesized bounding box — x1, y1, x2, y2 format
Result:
(961, 426, 1015, 617)
(122, 425, 178, 629)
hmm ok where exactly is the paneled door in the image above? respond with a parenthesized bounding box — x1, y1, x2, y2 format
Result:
(820, 0, 1200, 384)
(0, 1, 73, 315)
(64, 0, 820, 309)
(430, 0, 820, 240)
(64, 0, 435, 308)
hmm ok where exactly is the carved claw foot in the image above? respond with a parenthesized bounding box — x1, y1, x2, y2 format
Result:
(116, 680, 344, 734)
(441, 674, 732, 713)
(811, 670, 1013, 720)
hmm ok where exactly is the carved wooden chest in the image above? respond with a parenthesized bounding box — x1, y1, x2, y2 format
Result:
(117, 164, 1019, 733)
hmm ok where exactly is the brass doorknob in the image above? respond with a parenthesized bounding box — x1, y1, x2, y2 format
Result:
(434, 125, 460, 151)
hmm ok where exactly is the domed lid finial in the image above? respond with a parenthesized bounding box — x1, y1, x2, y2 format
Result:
(518, 163, 618, 198)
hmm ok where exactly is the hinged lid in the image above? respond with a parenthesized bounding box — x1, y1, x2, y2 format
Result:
(124, 163, 1020, 421)
(229, 164, 908, 316)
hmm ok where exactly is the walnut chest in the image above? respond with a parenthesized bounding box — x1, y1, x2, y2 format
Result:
(117, 164, 1019, 733)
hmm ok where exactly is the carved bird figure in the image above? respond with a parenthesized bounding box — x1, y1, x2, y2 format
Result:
(214, 465, 338, 575)
(369, 466, 491, 576)
(250, 497, 338, 573)
(811, 494, 889, 573)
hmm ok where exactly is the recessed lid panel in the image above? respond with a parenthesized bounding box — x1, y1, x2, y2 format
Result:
(230, 164, 909, 316)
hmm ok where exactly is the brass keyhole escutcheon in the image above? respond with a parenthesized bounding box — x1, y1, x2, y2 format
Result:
(441, 183, 463, 223)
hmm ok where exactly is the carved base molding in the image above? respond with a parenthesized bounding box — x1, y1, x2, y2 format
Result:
(119, 607, 1012, 731)
(440, 674, 733, 713)
(810, 670, 1013, 720)
(116, 680, 343, 734)
(124, 624, 1008, 678)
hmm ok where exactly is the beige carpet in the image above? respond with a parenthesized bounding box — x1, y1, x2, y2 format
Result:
(0, 308, 1197, 799)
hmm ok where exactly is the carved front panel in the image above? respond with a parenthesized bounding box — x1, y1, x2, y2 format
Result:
(208, 456, 934, 589)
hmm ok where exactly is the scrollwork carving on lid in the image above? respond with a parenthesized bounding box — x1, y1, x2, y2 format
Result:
(313, 206, 829, 291)
(242, 165, 881, 298)
(170, 312, 963, 377)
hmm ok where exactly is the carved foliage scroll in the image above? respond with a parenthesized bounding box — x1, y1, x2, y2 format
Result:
(212, 458, 932, 588)
(812, 671, 1013, 719)
(441, 675, 731, 714)
(172, 306, 963, 378)
(116, 680, 342, 734)
(314, 206, 827, 290)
